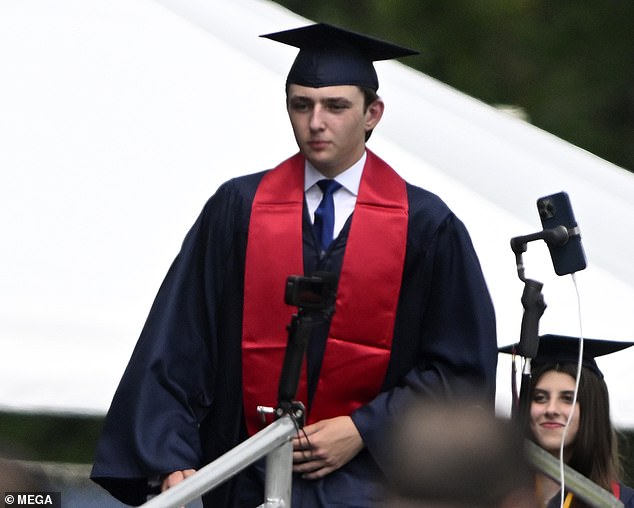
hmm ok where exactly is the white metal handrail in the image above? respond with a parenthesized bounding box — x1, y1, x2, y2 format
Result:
(525, 440, 624, 508)
(140, 415, 298, 508)
(140, 426, 627, 508)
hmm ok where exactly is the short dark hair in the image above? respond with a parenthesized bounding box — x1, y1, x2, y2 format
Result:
(360, 86, 379, 110)
(359, 86, 380, 141)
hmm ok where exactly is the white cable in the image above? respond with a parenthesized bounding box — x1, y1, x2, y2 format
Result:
(558, 272, 584, 508)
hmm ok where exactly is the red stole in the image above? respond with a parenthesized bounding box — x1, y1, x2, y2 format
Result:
(242, 150, 408, 435)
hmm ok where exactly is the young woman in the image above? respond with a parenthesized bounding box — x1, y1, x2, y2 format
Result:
(506, 334, 634, 508)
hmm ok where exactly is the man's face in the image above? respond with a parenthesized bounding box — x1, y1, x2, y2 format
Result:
(286, 84, 383, 177)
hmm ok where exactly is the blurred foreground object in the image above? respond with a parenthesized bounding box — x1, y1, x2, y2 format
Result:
(384, 400, 539, 507)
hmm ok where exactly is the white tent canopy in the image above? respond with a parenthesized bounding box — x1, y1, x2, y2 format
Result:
(1, 0, 633, 426)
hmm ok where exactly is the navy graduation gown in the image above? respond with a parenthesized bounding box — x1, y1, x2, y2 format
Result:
(91, 168, 497, 507)
(620, 484, 634, 507)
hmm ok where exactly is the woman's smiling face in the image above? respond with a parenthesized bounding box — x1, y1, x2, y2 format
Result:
(530, 369, 581, 457)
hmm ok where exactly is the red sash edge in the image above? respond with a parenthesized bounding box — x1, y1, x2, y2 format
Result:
(611, 481, 620, 499)
(242, 150, 408, 435)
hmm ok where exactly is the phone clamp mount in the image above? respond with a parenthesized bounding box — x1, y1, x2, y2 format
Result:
(508, 226, 573, 424)
(257, 271, 338, 429)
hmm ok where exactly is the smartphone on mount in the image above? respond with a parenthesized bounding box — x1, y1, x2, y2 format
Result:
(536, 191, 587, 276)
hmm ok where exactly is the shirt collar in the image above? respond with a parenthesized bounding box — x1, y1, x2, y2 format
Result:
(304, 151, 366, 196)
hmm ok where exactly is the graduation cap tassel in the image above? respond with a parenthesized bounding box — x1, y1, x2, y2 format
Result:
(515, 360, 533, 426)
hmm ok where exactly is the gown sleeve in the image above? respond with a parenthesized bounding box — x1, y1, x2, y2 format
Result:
(351, 208, 498, 466)
(90, 180, 249, 506)
(619, 483, 634, 507)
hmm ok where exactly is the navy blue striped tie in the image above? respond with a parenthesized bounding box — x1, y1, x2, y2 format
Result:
(313, 179, 342, 251)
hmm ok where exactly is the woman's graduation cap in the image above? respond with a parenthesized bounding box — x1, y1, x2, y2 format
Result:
(500, 334, 634, 422)
(260, 23, 418, 91)
(499, 334, 634, 378)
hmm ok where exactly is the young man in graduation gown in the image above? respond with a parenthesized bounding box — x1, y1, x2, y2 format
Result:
(91, 23, 498, 507)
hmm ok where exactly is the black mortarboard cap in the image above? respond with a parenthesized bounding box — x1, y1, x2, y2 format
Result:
(260, 23, 418, 91)
(499, 334, 634, 378)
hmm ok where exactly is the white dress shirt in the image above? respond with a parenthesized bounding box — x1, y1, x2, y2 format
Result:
(304, 151, 365, 240)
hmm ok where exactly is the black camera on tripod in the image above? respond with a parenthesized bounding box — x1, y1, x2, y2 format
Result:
(284, 272, 337, 310)
(275, 271, 338, 414)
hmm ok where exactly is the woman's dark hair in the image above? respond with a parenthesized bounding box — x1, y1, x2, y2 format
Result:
(529, 363, 621, 501)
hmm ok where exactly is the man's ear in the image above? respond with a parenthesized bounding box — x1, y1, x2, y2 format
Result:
(365, 99, 384, 131)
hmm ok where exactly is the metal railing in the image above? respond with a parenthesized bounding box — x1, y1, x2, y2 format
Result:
(140, 429, 626, 508)
(140, 414, 297, 508)
(526, 440, 624, 507)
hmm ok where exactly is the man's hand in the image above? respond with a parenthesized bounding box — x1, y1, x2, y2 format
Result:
(292, 416, 364, 480)
(161, 469, 196, 492)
